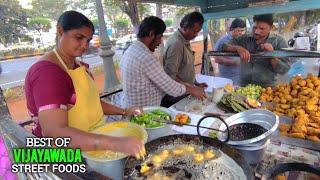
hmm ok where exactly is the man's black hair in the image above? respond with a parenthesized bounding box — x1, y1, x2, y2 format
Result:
(253, 14, 274, 26)
(180, 11, 204, 28)
(230, 18, 246, 31)
(137, 16, 166, 38)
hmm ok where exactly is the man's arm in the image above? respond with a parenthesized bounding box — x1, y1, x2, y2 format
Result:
(222, 42, 251, 62)
(214, 38, 240, 66)
(214, 56, 240, 66)
(261, 37, 290, 74)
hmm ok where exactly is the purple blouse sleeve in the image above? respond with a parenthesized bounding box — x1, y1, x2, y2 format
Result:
(28, 62, 74, 113)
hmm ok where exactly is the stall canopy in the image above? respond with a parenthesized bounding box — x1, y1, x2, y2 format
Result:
(141, 0, 320, 19)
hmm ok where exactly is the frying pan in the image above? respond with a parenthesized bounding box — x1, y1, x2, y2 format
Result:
(123, 134, 254, 180)
(261, 163, 320, 180)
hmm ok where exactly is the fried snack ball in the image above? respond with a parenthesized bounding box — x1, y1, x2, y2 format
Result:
(284, 95, 293, 101)
(290, 89, 298, 96)
(279, 124, 291, 133)
(280, 104, 290, 109)
(298, 80, 307, 87)
(193, 153, 205, 163)
(293, 85, 300, 90)
(307, 83, 315, 89)
(273, 97, 281, 103)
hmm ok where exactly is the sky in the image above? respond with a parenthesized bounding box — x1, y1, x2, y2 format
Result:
(18, 0, 32, 9)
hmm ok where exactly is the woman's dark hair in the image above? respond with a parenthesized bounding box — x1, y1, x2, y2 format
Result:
(137, 16, 166, 38)
(57, 11, 94, 33)
(230, 18, 246, 30)
(180, 11, 204, 28)
(253, 14, 274, 26)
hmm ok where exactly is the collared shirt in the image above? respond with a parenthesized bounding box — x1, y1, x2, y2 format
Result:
(162, 30, 195, 84)
(120, 40, 186, 108)
(222, 33, 290, 87)
(214, 33, 240, 85)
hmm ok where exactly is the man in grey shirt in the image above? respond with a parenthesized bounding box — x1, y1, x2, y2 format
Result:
(222, 14, 290, 87)
(161, 11, 207, 107)
(214, 18, 246, 85)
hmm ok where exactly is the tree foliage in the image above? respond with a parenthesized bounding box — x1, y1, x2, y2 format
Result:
(165, 19, 173, 27)
(28, 17, 51, 33)
(114, 18, 130, 36)
(0, 0, 28, 46)
(104, 0, 151, 31)
(31, 0, 67, 20)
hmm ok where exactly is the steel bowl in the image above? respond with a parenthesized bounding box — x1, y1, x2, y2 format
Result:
(232, 139, 270, 165)
(218, 109, 279, 146)
(82, 122, 148, 180)
(141, 106, 176, 142)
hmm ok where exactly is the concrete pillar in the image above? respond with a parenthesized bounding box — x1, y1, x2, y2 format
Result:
(95, 0, 120, 91)
(201, 19, 212, 75)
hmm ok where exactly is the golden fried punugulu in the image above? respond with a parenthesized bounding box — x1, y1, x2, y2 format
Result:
(159, 150, 170, 159)
(307, 83, 315, 89)
(314, 80, 320, 87)
(172, 148, 184, 156)
(280, 98, 287, 104)
(152, 155, 163, 164)
(298, 79, 307, 87)
(306, 104, 317, 112)
(291, 98, 299, 103)
(288, 132, 305, 139)
(273, 97, 281, 103)
(275, 107, 284, 113)
(284, 95, 293, 101)
(185, 145, 195, 153)
(291, 79, 298, 86)
(290, 89, 298, 96)
(293, 85, 300, 90)
(279, 124, 291, 133)
(140, 164, 152, 174)
(193, 153, 205, 163)
(295, 75, 302, 80)
(280, 104, 290, 110)
(204, 150, 215, 159)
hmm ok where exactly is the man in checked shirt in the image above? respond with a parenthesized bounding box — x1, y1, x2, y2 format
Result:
(120, 16, 206, 108)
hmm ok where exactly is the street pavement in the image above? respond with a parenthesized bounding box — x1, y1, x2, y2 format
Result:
(0, 49, 124, 89)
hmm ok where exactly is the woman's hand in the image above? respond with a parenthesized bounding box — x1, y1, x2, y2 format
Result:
(110, 136, 145, 158)
(124, 106, 143, 116)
